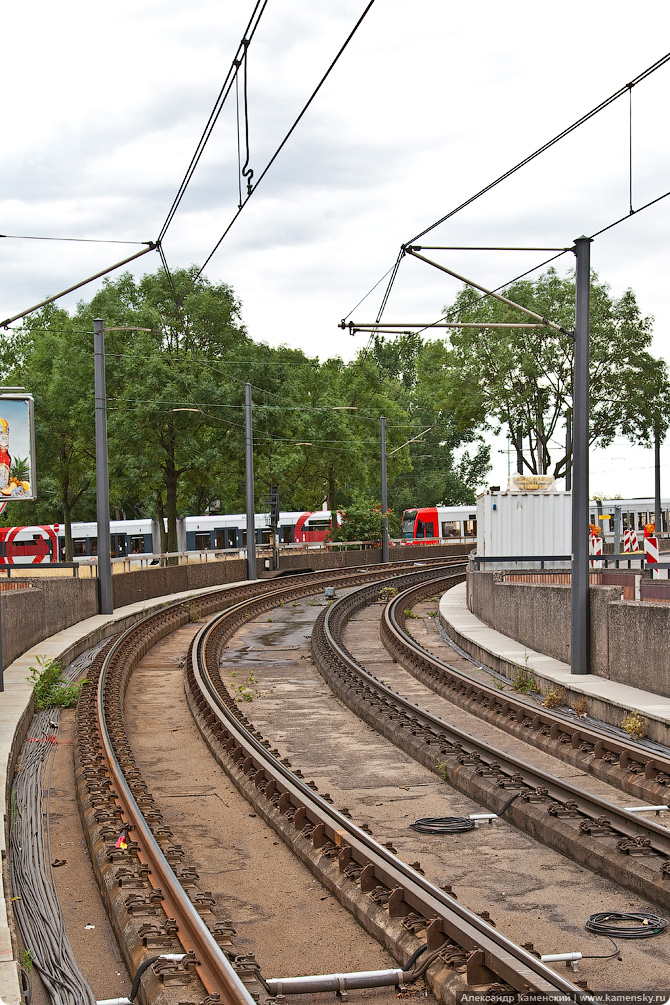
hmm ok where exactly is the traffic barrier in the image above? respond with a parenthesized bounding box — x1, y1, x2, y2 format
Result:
(645, 535, 659, 564)
(623, 528, 638, 553)
(589, 532, 603, 569)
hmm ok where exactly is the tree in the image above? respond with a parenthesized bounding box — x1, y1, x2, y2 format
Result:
(358, 333, 490, 512)
(328, 495, 398, 543)
(440, 268, 670, 477)
(0, 305, 97, 558)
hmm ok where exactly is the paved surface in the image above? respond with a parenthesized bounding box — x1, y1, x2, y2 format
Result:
(440, 582, 670, 734)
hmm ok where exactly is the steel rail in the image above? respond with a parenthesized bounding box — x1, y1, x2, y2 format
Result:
(319, 578, 670, 869)
(382, 575, 670, 788)
(84, 559, 464, 1003)
(96, 615, 257, 1003)
(189, 566, 595, 1003)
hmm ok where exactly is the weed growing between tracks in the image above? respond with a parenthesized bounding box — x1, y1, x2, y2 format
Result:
(542, 686, 566, 709)
(621, 709, 647, 739)
(28, 657, 85, 710)
(227, 668, 274, 703)
(511, 667, 540, 694)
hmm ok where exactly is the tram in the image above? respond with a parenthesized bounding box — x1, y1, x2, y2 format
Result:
(401, 505, 477, 543)
(0, 510, 340, 565)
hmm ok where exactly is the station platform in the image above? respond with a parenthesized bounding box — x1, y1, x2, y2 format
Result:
(439, 581, 670, 747)
(0, 579, 251, 1005)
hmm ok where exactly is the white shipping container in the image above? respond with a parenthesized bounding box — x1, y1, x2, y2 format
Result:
(476, 491, 572, 568)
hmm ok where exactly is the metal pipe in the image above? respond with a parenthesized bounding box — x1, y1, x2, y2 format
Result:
(97, 999, 132, 1005)
(346, 322, 552, 329)
(655, 421, 662, 534)
(94, 319, 114, 615)
(410, 246, 571, 252)
(1, 244, 155, 328)
(245, 382, 257, 580)
(381, 416, 389, 564)
(570, 237, 592, 674)
(405, 249, 565, 332)
(625, 804, 670, 813)
(265, 968, 406, 996)
(540, 953, 582, 963)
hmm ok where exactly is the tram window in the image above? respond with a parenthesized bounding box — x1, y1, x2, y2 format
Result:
(416, 519, 424, 538)
(195, 532, 211, 550)
(215, 530, 225, 549)
(130, 535, 145, 553)
(441, 521, 461, 537)
(424, 522, 435, 538)
(638, 512, 648, 530)
(622, 512, 628, 531)
(111, 535, 126, 558)
(307, 518, 330, 531)
(281, 525, 294, 544)
(261, 529, 271, 544)
(464, 518, 477, 537)
(74, 539, 88, 557)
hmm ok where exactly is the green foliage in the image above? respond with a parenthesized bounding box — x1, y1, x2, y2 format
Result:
(18, 949, 33, 973)
(378, 586, 398, 601)
(328, 496, 389, 543)
(439, 268, 669, 477)
(511, 668, 540, 694)
(621, 710, 646, 739)
(28, 657, 84, 710)
(227, 668, 272, 703)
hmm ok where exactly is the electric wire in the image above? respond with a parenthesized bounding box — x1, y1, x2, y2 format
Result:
(157, 0, 269, 243)
(585, 912, 669, 939)
(0, 235, 150, 245)
(370, 50, 670, 324)
(8, 643, 110, 1005)
(195, 0, 377, 278)
(410, 793, 520, 835)
(406, 51, 670, 247)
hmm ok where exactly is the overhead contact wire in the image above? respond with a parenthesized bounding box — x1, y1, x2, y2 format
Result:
(196, 0, 378, 277)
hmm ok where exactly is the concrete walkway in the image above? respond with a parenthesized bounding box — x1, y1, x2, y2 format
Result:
(440, 581, 670, 741)
(0, 580, 250, 1004)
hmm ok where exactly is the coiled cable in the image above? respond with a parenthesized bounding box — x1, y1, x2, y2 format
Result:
(410, 792, 520, 835)
(585, 912, 669, 939)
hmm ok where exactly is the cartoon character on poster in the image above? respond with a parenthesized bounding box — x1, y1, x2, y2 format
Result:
(0, 398, 35, 501)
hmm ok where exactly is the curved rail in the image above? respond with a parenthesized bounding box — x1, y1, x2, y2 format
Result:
(382, 575, 670, 791)
(187, 564, 596, 1003)
(76, 560, 464, 1003)
(312, 574, 670, 910)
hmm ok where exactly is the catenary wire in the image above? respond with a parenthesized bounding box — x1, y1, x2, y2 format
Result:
(195, 0, 377, 278)
(157, 0, 269, 243)
(0, 235, 150, 245)
(369, 50, 670, 323)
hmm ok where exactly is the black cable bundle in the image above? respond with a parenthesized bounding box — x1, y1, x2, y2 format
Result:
(410, 816, 476, 834)
(586, 912, 669, 940)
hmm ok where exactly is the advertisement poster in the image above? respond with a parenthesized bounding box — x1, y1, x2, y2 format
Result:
(0, 395, 36, 501)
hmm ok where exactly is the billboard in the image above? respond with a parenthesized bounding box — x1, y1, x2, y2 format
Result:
(0, 394, 36, 501)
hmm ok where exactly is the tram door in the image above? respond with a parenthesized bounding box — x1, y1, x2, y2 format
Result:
(111, 534, 126, 558)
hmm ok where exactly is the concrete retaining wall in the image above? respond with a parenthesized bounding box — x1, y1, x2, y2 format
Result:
(2, 544, 465, 671)
(467, 569, 670, 696)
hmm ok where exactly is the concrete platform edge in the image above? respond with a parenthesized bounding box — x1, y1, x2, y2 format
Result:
(1, 578, 252, 1005)
(439, 582, 670, 747)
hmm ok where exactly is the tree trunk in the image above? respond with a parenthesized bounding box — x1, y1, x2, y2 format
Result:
(155, 492, 168, 562)
(165, 443, 179, 566)
(63, 497, 73, 563)
(327, 465, 336, 510)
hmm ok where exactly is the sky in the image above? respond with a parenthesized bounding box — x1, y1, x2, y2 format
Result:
(2, 0, 670, 500)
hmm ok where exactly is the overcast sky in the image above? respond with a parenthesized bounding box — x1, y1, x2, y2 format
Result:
(2, 0, 670, 500)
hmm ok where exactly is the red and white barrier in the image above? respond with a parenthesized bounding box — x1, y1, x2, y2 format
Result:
(644, 535, 659, 564)
(589, 532, 603, 569)
(623, 528, 638, 553)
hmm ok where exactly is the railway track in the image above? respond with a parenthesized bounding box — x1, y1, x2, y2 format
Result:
(310, 573, 670, 912)
(380, 574, 670, 802)
(67, 560, 669, 1003)
(75, 559, 494, 1005)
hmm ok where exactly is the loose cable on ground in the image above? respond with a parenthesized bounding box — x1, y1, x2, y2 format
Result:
(585, 912, 669, 939)
(410, 793, 520, 834)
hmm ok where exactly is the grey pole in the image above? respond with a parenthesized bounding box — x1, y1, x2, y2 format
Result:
(381, 416, 389, 563)
(565, 413, 572, 491)
(654, 419, 662, 536)
(614, 504, 622, 564)
(245, 382, 257, 580)
(94, 318, 114, 615)
(570, 238, 592, 675)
